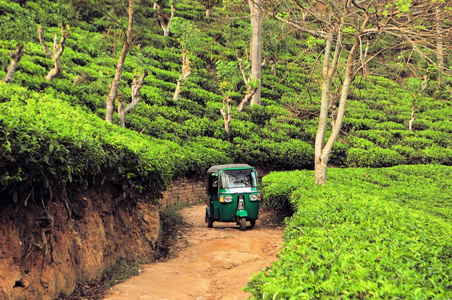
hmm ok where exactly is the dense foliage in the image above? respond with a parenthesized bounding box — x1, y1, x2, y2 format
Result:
(0, 0, 450, 202)
(0, 84, 230, 208)
(247, 165, 452, 298)
(0, 0, 451, 297)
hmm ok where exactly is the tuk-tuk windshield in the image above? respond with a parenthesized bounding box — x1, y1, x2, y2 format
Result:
(220, 169, 257, 189)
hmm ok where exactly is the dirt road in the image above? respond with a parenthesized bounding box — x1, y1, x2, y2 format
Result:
(103, 205, 283, 300)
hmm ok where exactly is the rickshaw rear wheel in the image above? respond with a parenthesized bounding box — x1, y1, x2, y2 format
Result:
(250, 220, 256, 227)
(240, 217, 246, 231)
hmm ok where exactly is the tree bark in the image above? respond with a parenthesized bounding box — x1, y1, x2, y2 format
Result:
(106, 0, 136, 124)
(314, 29, 337, 185)
(38, 25, 68, 82)
(220, 95, 232, 134)
(237, 85, 257, 112)
(248, 0, 263, 106)
(2, 44, 24, 83)
(173, 51, 191, 101)
(408, 105, 415, 132)
(315, 15, 366, 185)
(436, 4, 444, 72)
(118, 71, 148, 127)
(236, 54, 256, 112)
(154, 3, 175, 37)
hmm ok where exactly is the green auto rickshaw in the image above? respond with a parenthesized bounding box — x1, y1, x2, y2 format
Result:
(205, 164, 261, 231)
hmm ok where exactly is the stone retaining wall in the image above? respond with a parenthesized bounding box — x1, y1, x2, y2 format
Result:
(161, 177, 206, 207)
(161, 165, 267, 208)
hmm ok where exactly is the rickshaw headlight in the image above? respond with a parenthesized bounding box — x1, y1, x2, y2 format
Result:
(249, 194, 261, 201)
(220, 195, 233, 203)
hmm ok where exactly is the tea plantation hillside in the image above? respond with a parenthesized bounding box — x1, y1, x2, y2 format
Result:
(1, 0, 451, 201)
(1, 1, 452, 298)
(248, 165, 452, 298)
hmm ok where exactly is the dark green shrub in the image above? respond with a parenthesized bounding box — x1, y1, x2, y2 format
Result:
(242, 105, 289, 126)
(347, 147, 406, 167)
(346, 136, 375, 150)
(392, 145, 425, 164)
(402, 136, 434, 150)
(260, 170, 306, 215)
(342, 118, 376, 131)
(423, 146, 452, 165)
(416, 130, 451, 147)
(375, 121, 406, 131)
(353, 130, 394, 148)
(329, 140, 348, 167)
(431, 120, 452, 133)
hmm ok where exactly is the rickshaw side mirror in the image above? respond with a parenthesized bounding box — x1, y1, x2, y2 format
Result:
(213, 180, 218, 187)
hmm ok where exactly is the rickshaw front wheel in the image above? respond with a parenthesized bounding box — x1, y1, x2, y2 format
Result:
(240, 217, 246, 231)
(206, 215, 213, 228)
(250, 220, 255, 227)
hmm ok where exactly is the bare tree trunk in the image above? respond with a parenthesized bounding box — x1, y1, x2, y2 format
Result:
(315, 23, 363, 185)
(205, 8, 211, 18)
(220, 95, 232, 134)
(408, 105, 415, 132)
(436, 4, 444, 72)
(154, 3, 175, 37)
(106, 0, 136, 124)
(173, 51, 191, 101)
(248, 0, 263, 106)
(2, 44, 24, 83)
(118, 71, 148, 127)
(38, 25, 68, 82)
(237, 85, 257, 112)
(236, 54, 256, 112)
(314, 29, 337, 185)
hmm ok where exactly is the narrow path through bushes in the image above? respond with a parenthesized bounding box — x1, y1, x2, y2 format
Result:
(103, 205, 283, 300)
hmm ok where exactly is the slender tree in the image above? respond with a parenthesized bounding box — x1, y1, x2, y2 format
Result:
(173, 51, 191, 101)
(2, 44, 24, 83)
(248, 0, 263, 106)
(220, 94, 233, 134)
(222, 0, 264, 110)
(236, 52, 259, 111)
(268, 0, 452, 185)
(118, 71, 148, 127)
(436, 4, 445, 72)
(105, 0, 137, 123)
(200, 0, 220, 17)
(153, 1, 175, 36)
(1, 1, 37, 83)
(38, 25, 69, 82)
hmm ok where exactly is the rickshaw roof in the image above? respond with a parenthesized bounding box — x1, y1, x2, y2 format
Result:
(207, 164, 255, 174)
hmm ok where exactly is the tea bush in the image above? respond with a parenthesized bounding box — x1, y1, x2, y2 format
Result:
(0, 84, 226, 207)
(248, 165, 452, 299)
(402, 136, 434, 150)
(1, 0, 451, 209)
(347, 147, 406, 167)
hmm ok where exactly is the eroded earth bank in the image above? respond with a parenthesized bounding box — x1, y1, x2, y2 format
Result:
(104, 205, 283, 300)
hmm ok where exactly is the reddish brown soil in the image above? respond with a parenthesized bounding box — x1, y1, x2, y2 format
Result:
(0, 186, 160, 300)
(103, 205, 283, 300)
